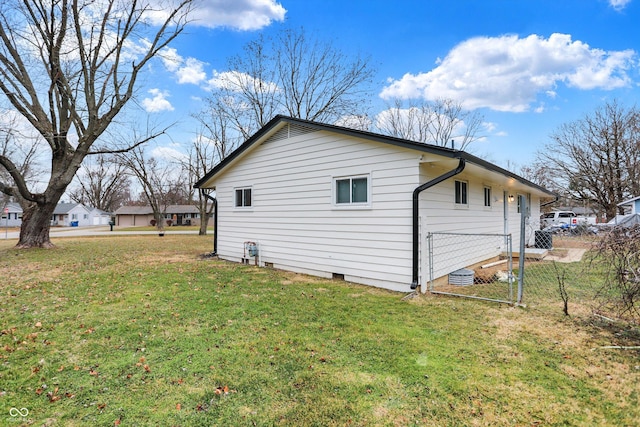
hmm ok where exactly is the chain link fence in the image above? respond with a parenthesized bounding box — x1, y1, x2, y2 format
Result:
(517, 229, 599, 315)
(522, 226, 640, 321)
(424, 209, 637, 322)
(424, 228, 606, 317)
(426, 232, 515, 304)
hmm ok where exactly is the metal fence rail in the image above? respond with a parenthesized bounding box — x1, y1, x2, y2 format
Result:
(426, 232, 515, 304)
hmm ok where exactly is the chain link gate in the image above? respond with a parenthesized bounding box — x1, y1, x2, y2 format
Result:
(425, 232, 516, 304)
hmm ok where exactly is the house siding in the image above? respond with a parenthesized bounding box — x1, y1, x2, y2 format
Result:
(419, 164, 542, 284)
(214, 130, 421, 291)
(203, 118, 552, 293)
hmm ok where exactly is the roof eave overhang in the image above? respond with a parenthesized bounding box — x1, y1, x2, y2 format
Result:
(194, 115, 556, 198)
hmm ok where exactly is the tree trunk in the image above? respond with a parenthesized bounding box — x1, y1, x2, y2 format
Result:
(17, 201, 57, 248)
(199, 215, 209, 235)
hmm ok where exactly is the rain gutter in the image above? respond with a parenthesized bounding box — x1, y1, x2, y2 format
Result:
(203, 193, 218, 255)
(411, 158, 466, 290)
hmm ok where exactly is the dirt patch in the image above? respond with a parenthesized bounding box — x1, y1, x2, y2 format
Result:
(553, 235, 598, 249)
(544, 248, 588, 263)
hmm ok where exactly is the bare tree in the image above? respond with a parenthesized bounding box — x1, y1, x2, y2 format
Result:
(0, 109, 41, 200)
(376, 98, 485, 151)
(0, 0, 192, 247)
(192, 28, 375, 238)
(539, 100, 640, 221)
(180, 134, 219, 235)
(116, 146, 177, 231)
(196, 27, 376, 152)
(69, 154, 130, 212)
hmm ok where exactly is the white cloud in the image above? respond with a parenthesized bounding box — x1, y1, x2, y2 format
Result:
(609, 0, 632, 11)
(380, 33, 636, 112)
(190, 0, 286, 30)
(141, 0, 286, 30)
(151, 146, 188, 162)
(142, 88, 174, 113)
(159, 48, 207, 85)
(160, 47, 183, 72)
(333, 115, 372, 131)
(176, 57, 207, 84)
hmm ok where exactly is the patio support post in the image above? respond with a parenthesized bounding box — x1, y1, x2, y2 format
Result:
(517, 195, 528, 304)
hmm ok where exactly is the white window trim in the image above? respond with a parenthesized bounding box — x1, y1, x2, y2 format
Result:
(332, 174, 371, 209)
(483, 186, 492, 209)
(454, 180, 469, 208)
(234, 186, 253, 209)
(516, 193, 531, 215)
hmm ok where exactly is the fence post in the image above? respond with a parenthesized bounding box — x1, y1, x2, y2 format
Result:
(517, 195, 527, 304)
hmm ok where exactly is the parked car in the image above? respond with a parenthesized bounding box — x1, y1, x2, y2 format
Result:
(540, 211, 589, 228)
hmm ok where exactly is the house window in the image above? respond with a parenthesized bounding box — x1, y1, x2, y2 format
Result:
(334, 175, 369, 205)
(72, 213, 78, 220)
(517, 194, 531, 215)
(235, 187, 252, 208)
(455, 180, 468, 205)
(484, 186, 492, 207)
(517, 194, 524, 213)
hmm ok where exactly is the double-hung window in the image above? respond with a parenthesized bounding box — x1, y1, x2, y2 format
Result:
(235, 187, 252, 208)
(335, 175, 369, 206)
(455, 180, 468, 206)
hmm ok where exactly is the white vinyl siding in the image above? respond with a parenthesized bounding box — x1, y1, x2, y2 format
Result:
(209, 124, 546, 293)
(213, 130, 420, 291)
(419, 165, 542, 283)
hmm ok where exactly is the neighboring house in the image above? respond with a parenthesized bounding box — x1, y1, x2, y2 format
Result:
(114, 205, 203, 227)
(618, 196, 640, 216)
(608, 196, 640, 227)
(1, 202, 23, 227)
(195, 115, 555, 293)
(52, 202, 92, 227)
(90, 208, 113, 225)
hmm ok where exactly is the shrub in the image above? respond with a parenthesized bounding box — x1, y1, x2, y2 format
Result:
(592, 225, 640, 320)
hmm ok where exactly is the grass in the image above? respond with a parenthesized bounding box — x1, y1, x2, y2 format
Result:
(0, 235, 638, 426)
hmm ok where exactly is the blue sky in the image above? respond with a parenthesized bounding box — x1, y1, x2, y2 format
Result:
(140, 0, 640, 170)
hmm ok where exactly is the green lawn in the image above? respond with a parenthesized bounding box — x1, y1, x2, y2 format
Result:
(0, 236, 638, 426)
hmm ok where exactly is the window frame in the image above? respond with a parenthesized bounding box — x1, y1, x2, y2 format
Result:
(516, 193, 531, 215)
(234, 187, 253, 209)
(483, 186, 492, 208)
(333, 174, 371, 208)
(454, 180, 468, 206)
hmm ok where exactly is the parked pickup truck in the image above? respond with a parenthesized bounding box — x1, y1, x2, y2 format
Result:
(540, 211, 589, 228)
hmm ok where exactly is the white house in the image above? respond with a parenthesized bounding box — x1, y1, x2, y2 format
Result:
(90, 208, 113, 225)
(618, 196, 640, 215)
(1, 202, 23, 227)
(611, 196, 640, 227)
(195, 116, 555, 293)
(52, 202, 92, 226)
